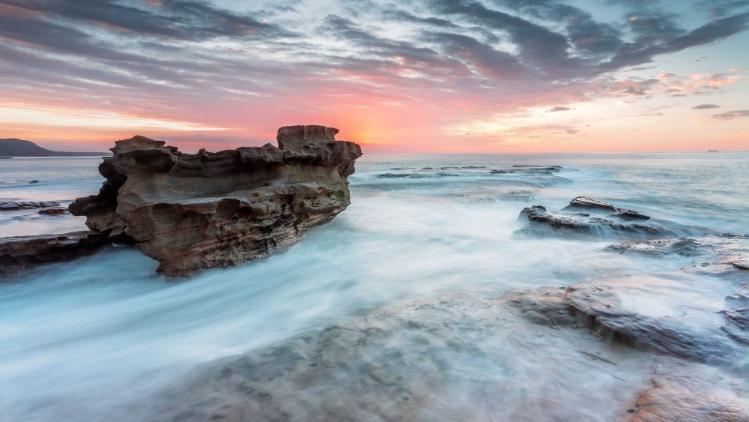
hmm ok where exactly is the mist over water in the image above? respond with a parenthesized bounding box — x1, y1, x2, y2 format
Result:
(1, 153, 748, 421)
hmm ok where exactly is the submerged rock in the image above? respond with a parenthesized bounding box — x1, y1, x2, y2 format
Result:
(0, 200, 60, 211)
(70, 125, 362, 276)
(501, 190, 535, 201)
(38, 207, 68, 216)
(607, 236, 749, 277)
(518, 205, 665, 239)
(0, 231, 109, 277)
(490, 165, 562, 174)
(144, 296, 511, 421)
(377, 172, 428, 179)
(629, 375, 749, 422)
(721, 286, 749, 345)
(504, 283, 741, 365)
(605, 238, 702, 257)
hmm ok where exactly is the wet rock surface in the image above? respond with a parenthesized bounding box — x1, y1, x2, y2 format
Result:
(607, 236, 749, 277)
(144, 296, 511, 421)
(37, 207, 68, 216)
(564, 196, 650, 220)
(70, 125, 362, 276)
(629, 374, 749, 422)
(0, 231, 109, 277)
(504, 282, 743, 365)
(606, 238, 703, 256)
(0, 200, 61, 210)
(136, 293, 656, 422)
(518, 205, 667, 239)
(721, 285, 749, 345)
(490, 165, 562, 174)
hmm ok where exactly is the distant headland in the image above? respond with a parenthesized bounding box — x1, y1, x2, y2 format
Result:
(0, 138, 106, 157)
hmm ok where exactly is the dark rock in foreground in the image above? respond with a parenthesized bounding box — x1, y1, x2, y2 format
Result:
(0, 231, 109, 277)
(70, 125, 362, 276)
(629, 375, 749, 421)
(504, 283, 742, 365)
(518, 205, 666, 239)
(0, 201, 60, 211)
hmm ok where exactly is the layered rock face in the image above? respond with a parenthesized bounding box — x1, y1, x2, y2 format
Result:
(0, 231, 109, 277)
(70, 125, 362, 276)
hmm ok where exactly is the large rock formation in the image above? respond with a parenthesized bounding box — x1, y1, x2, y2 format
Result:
(70, 125, 362, 276)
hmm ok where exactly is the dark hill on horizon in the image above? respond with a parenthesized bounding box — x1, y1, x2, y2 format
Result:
(0, 139, 106, 157)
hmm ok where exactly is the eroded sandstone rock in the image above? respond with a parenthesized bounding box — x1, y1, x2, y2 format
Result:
(70, 125, 362, 276)
(0, 231, 109, 277)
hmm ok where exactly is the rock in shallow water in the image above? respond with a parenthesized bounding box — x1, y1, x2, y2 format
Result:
(722, 286, 749, 345)
(0, 231, 109, 277)
(490, 165, 562, 174)
(0, 200, 61, 211)
(504, 282, 743, 366)
(564, 196, 650, 220)
(606, 238, 703, 257)
(607, 236, 749, 277)
(69, 125, 362, 276)
(517, 205, 666, 239)
(38, 207, 68, 216)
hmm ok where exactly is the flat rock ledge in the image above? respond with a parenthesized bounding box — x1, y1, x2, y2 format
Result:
(606, 236, 749, 278)
(0, 231, 109, 277)
(504, 283, 744, 366)
(69, 125, 362, 276)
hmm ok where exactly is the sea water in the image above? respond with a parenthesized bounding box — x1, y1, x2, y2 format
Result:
(0, 153, 747, 421)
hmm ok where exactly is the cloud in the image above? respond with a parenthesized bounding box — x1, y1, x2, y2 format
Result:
(0, 0, 748, 150)
(693, 104, 720, 109)
(596, 72, 741, 98)
(2, 0, 293, 41)
(548, 106, 572, 112)
(713, 109, 749, 120)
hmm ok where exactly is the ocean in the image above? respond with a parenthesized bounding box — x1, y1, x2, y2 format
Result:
(1, 153, 748, 420)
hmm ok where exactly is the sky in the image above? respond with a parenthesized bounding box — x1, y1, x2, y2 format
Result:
(0, 0, 748, 153)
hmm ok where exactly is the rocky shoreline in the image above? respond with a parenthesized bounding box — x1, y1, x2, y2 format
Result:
(3, 155, 748, 421)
